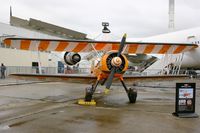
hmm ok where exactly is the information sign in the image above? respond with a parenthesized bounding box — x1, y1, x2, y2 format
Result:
(173, 83, 198, 118)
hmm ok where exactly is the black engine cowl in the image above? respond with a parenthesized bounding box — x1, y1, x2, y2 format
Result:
(64, 52, 81, 65)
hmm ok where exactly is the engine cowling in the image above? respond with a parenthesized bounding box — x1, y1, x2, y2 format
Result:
(64, 52, 81, 65)
(100, 51, 128, 73)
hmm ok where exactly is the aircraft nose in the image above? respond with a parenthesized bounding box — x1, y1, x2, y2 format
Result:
(111, 57, 122, 67)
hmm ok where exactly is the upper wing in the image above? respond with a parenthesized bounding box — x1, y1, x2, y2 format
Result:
(3, 38, 198, 54)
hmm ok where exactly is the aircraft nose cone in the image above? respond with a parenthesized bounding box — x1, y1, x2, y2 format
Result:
(111, 57, 122, 67)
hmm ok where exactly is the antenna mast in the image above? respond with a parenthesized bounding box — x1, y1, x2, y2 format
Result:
(10, 6, 13, 24)
(169, 0, 175, 31)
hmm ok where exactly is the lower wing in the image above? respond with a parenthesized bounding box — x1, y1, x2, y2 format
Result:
(10, 73, 188, 84)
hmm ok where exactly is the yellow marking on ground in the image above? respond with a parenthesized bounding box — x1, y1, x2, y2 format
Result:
(104, 88, 110, 94)
(78, 99, 96, 106)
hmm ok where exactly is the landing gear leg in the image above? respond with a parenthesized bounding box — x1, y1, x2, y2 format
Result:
(120, 78, 137, 103)
(85, 80, 99, 101)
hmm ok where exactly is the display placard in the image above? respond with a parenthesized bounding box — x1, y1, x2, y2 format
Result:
(175, 83, 196, 114)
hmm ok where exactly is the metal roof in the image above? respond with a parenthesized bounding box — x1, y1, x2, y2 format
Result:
(10, 16, 87, 39)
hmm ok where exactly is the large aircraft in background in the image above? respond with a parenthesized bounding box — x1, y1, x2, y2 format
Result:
(127, 27, 200, 68)
(3, 34, 197, 105)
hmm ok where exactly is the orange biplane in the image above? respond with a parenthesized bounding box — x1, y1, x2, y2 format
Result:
(3, 34, 198, 105)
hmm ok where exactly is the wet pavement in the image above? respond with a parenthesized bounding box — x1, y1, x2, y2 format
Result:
(0, 77, 199, 133)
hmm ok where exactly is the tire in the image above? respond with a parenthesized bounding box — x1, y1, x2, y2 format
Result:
(85, 87, 93, 101)
(128, 88, 137, 103)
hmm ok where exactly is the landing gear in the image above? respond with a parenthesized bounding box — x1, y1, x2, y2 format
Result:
(78, 80, 99, 105)
(120, 78, 137, 103)
(127, 88, 137, 103)
(79, 76, 138, 105)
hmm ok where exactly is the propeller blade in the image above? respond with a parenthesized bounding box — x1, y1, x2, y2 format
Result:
(105, 67, 116, 90)
(117, 33, 127, 57)
(105, 34, 127, 90)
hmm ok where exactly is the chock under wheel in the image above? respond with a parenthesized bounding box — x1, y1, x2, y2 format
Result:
(78, 99, 96, 106)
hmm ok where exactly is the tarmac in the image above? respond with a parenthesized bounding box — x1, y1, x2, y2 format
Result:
(0, 77, 199, 133)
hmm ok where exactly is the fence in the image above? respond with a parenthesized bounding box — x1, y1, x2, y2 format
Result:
(4, 66, 90, 76)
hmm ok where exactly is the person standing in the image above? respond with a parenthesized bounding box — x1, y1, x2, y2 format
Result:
(0, 63, 6, 79)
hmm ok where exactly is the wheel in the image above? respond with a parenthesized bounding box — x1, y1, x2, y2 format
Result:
(85, 87, 93, 101)
(128, 88, 137, 103)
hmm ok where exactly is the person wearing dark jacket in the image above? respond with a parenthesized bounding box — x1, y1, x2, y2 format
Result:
(0, 63, 6, 79)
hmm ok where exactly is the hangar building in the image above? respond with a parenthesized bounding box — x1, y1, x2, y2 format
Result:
(0, 15, 87, 75)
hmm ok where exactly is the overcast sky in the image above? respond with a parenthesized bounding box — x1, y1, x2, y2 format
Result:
(0, 0, 200, 39)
